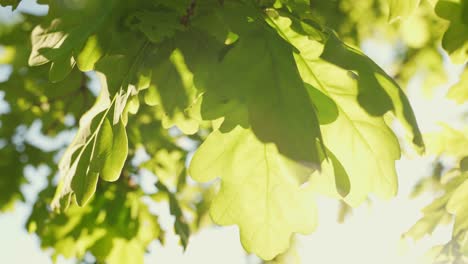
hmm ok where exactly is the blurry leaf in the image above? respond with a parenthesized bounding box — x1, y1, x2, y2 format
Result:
(404, 210, 450, 239)
(425, 124, 468, 157)
(142, 149, 185, 189)
(446, 175, 468, 235)
(153, 0, 191, 14)
(93, 117, 128, 182)
(264, 237, 300, 264)
(1, 1, 458, 263)
(400, 15, 430, 48)
(337, 201, 353, 223)
(460, 157, 468, 172)
(435, 0, 468, 63)
(144, 49, 200, 135)
(30, 185, 161, 263)
(76, 35, 107, 72)
(406, 171, 468, 251)
(388, 0, 421, 22)
(447, 68, 468, 104)
(104, 239, 145, 264)
(0, 0, 20, 9)
(53, 75, 130, 206)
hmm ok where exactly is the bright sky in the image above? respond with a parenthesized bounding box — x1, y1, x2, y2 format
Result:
(0, 1, 466, 263)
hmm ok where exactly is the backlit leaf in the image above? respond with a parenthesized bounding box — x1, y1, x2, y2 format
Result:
(190, 120, 317, 260)
(388, 0, 421, 23)
(447, 68, 468, 103)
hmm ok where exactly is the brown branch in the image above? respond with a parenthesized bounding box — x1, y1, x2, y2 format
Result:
(180, 0, 197, 27)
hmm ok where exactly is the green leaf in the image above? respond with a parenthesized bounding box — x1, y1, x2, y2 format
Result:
(306, 82, 339, 125)
(76, 34, 108, 72)
(388, 0, 421, 23)
(93, 117, 128, 182)
(31, 185, 161, 263)
(104, 239, 144, 264)
(49, 54, 76, 83)
(405, 173, 468, 240)
(0, 0, 20, 10)
(425, 124, 468, 157)
(271, 19, 413, 204)
(447, 68, 468, 104)
(153, 0, 191, 14)
(319, 33, 425, 153)
(404, 210, 450, 239)
(441, 22, 468, 63)
(144, 48, 200, 135)
(297, 58, 401, 205)
(95, 55, 142, 96)
(446, 176, 468, 215)
(156, 181, 190, 249)
(0, 147, 25, 212)
(435, 0, 468, 63)
(199, 15, 323, 165)
(190, 106, 317, 260)
(71, 141, 100, 205)
(126, 10, 183, 44)
(28, 0, 119, 80)
(460, 156, 468, 172)
(143, 149, 185, 188)
(53, 74, 131, 207)
(308, 146, 350, 198)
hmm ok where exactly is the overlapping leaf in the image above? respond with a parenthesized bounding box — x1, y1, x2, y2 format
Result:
(447, 67, 468, 103)
(0, 1, 437, 263)
(408, 123, 468, 262)
(197, 10, 323, 165)
(270, 15, 422, 205)
(319, 33, 424, 152)
(0, 0, 20, 10)
(126, 10, 183, 44)
(190, 106, 317, 260)
(298, 59, 401, 205)
(0, 147, 25, 211)
(405, 171, 468, 261)
(52, 74, 130, 207)
(186, 8, 327, 259)
(155, 181, 190, 249)
(29, 185, 162, 264)
(388, 0, 421, 22)
(28, 0, 121, 80)
(435, 0, 468, 63)
(425, 124, 468, 157)
(143, 48, 201, 135)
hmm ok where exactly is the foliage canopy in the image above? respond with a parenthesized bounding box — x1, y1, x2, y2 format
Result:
(0, 0, 467, 263)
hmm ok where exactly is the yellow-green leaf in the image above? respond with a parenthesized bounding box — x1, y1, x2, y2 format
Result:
(447, 68, 468, 104)
(190, 114, 317, 260)
(93, 117, 128, 182)
(388, 0, 421, 23)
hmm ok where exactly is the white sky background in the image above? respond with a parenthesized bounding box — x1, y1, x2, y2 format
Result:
(0, 1, 466, 263)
